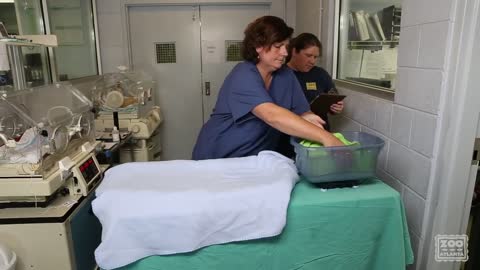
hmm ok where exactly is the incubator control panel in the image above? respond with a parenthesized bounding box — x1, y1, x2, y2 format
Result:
(68, 153, 102, 196)
(79, 157, 99, 185)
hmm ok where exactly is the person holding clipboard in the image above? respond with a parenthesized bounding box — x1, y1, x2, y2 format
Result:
(275, 33, 345, 158)
(287, 33, 345, 131)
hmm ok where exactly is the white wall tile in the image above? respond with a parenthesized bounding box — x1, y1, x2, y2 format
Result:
(398, 26, 420, 67)
(401, 0, 453, 27)
(400, 0, 419, 27)
(98, 13, 123, 47)
(340, 89, 358, 120)
(387, 141, 431, 198)
(374, 99, 393, 136)
(359, 95, 376, 127)
(390, 105, 413, 147)
(337, 88, 355, 96)
(395, 67, 442, 114)
(362, 127, 389, 170)
(411, 112, 437, 157)
(418, 22, 451, 69)
(330, 115, 361, 132)
(378, 139, 389, 171)
(348, 94, 376, 127)
(330, 0, 454, 267)
(418, 0, 454, 24)
(377, 169, 403, 195)
(403, 187, 426, 236)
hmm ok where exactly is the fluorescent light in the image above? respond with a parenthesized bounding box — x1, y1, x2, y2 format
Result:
(0, 0, 15, 3)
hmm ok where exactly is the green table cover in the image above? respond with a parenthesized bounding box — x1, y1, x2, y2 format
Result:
(116, 179, 414, 270)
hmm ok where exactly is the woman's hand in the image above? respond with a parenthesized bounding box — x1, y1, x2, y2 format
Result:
(330, 101, 344, 114)
(301, 112, 325, 128)
(322, 134, 344, 147)
(253, 103, 343, 147)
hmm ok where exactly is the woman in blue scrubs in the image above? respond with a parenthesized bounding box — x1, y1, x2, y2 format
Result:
(192, 16, 343, 160)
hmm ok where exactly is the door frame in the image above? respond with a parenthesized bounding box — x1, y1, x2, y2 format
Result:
(421, 0, 480, 269)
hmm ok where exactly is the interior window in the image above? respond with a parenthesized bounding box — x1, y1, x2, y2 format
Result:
(46, 0, 98, 80)
(336, 0, 402, 92)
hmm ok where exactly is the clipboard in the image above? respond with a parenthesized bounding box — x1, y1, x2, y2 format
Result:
(310, 94, 346, 116)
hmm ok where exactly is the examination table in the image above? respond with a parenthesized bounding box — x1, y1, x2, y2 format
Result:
(113, 178, 414, 270)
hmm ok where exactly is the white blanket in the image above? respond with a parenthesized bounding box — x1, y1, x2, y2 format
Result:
(92, 151, 299, 269)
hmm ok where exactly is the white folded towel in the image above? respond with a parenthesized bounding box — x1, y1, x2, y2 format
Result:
(93, 151, 299, 269)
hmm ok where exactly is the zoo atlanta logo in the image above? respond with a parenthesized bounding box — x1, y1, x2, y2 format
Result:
(435, 235, 468, 262)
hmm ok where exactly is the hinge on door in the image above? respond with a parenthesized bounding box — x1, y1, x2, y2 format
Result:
(192, 6, 196, 21)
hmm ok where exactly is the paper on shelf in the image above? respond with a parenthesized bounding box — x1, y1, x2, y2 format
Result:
(360, 50, 384, 79)
(341, 49, 363, 78)
(359, 47, 398, 80)
(382, 47, 398, 73)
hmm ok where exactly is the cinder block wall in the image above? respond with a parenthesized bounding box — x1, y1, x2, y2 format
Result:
(330, 0, 457, 269)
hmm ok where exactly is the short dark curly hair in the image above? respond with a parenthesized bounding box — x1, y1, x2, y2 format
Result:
(241, 16, 294, 63)
(286, 33, 322, 63)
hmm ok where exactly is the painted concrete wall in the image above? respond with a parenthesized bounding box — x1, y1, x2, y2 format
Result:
(294, 0, 321, 36)
(293, 0, 324, 68)
(329, 0, 458, 269)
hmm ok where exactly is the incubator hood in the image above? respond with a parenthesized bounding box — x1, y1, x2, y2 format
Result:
(0, 83, 98, 203)
(92, 70, 155, 119)
(91, 69, 162, 140)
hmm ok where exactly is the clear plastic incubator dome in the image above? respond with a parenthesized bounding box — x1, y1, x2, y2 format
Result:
(0, 83, 95, 176)
(91, 69, 155, 119)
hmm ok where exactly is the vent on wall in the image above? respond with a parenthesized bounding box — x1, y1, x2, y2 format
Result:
(225, 40, 243, 62)
(155, 42, 176, 64)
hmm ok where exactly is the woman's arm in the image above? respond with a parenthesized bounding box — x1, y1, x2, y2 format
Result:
(252, 102, 344, 147)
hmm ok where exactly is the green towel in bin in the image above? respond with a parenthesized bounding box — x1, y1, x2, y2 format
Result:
(300, 133, 359, 147)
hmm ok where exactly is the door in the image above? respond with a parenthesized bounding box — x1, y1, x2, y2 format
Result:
(129, 5, 203, 160)
(200, 5, 269, 120)
(128, 4, 269, 160)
